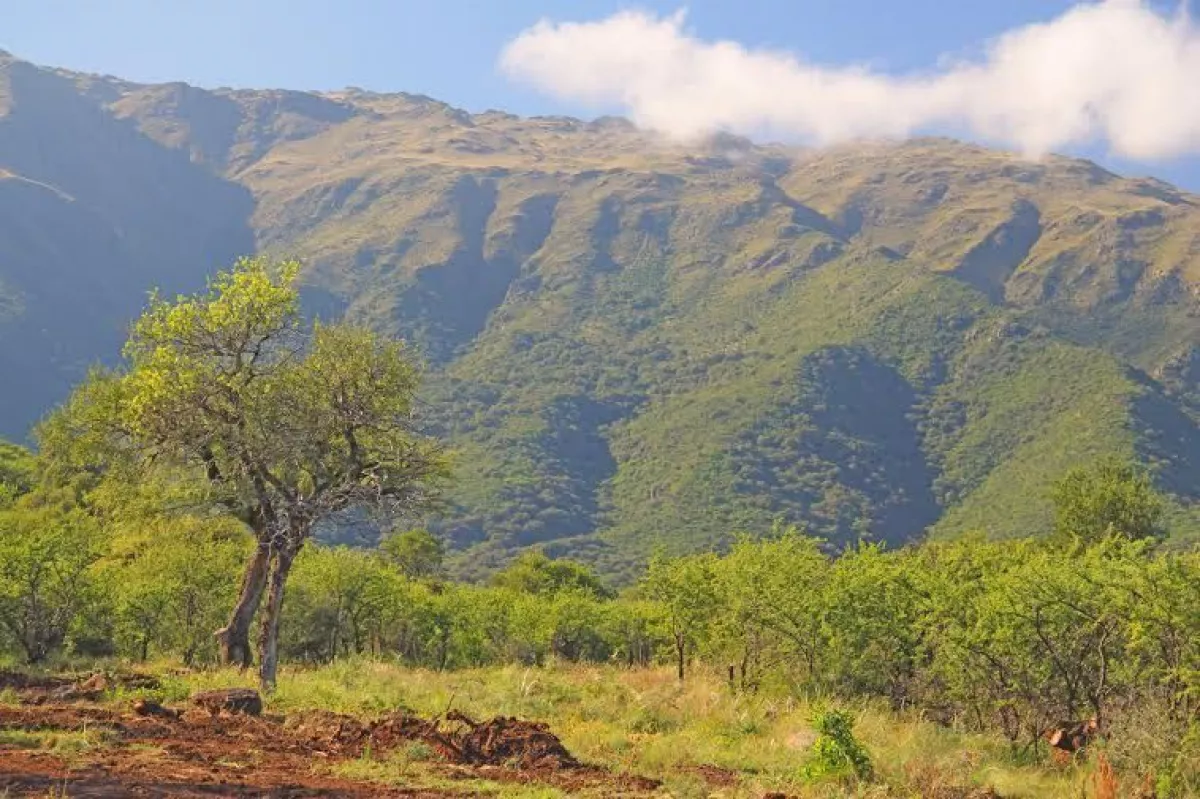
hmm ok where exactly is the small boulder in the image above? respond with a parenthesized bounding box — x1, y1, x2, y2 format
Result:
(51, 672, 111, 701)
(79, 673, 111, 693)
(132, 698, 182, 720)
(191, 688, 263, 717)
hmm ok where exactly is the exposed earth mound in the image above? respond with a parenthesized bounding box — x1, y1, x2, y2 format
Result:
(0, 672, 658, 796)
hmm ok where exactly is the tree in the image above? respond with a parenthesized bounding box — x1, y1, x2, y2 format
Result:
(821, 543, 922, 707)
(642, 552, 719, 681)
(380, 528, 445, 579)
(1051, 459, 1165, 545)
(922, 537, 1144, 747)
(103, 513, 246, 664)
(1112, 548, 1200, 721)
(0, 499, 104, 663)
(283, 545, 397, 661)
(713, 530, 829, 690)
(42, 257, 448, 688)
(490, 551, 611, 599)
(0, 441, 35, 508)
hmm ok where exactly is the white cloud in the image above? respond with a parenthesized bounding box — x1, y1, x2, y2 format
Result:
(499, 1, 1200, 160)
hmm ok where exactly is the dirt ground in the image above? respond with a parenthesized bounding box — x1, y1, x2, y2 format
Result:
(0, 671, 662, 798)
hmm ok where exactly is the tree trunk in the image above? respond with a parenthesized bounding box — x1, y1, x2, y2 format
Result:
(215, 542, 270, 668)
(676, 634, 686, 682)
(257, 545, 297, 691)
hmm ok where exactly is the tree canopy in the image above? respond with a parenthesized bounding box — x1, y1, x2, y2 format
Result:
(1051, 459, 1165, 545)
(380, 528, 445, 579)
(40, 256, 448, 687)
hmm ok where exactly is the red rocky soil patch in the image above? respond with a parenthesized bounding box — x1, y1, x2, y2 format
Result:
(683, 763, 740, 787)
(0, 677, 661, 797)
(287, 707, 661, 794)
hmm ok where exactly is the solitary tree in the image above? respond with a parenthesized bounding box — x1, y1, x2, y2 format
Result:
(41, 257, 448, 688)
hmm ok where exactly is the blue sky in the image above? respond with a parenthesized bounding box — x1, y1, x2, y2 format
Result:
(6, 0, 1200, 188)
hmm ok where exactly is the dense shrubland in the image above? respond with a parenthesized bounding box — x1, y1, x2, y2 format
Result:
(0, 446, 1196, 790)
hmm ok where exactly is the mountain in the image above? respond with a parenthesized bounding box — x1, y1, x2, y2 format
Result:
(0, 53, 1196, 578)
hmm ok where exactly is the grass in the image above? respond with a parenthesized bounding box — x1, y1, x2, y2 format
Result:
(332, 756, 569, 798)
(0, 726, 113, 755)
(162, 659, 1092, 797)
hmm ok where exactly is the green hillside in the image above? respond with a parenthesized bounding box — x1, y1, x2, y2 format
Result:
(0, 53, 1196, 577)
(0, 52, 254, 436)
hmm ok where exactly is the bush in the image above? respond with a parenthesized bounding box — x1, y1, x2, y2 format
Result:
(801, 708, 873, 782)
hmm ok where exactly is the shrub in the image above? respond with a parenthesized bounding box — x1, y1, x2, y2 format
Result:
(801, 707, 873, 782)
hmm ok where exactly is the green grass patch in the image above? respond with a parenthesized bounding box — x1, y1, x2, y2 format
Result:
(159, 660, 1090, 798)
(0, 726, 114, 754)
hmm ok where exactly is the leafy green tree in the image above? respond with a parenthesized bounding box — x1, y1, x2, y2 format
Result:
(1052, 459, 1165, 544)
(41, 256, 448, 688)
(0, 441, 34, 487)
(713, 530, 829, 689)
(104, 515, 247, 664)
(380, 528, 445, 579)
(546, 589, 614, 662)
(491, 551, 611, 599)
(1114, 549, 1200, 721)
(0, 499, 104, 662)
(924, 537, 1137, 746)
(821, 543, 922, 706)
(920, 537, 1047, 741)
(605, 598, 661, 668)
(384, 578, 448, 667)
(642, 552, 720, 681)
(284, 545, 398, 661)
(444, 583, 520, 668)
(502, 589, 555, 665)
(0, 441, 36, 508)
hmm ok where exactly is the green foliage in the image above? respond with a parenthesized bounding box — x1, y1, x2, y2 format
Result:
(3, 56, 1200, 569)
(102, 513, 248, 665)
(45, 256, 449, 526)
(283, 546, 403, 662)
(380, 528, 444, 579)
(39, 255, 449, 687)
(820, 544, 923, 705)
(0, 440, 34, 501)
(490, 551, 611, 599)
(643, 552, 720, 680)
(922, 538, 1143, 744)
(801, 708, 873, 782)
(1052, 458, 1165, 544)
(709, 529, 828, 689)
(0, 497, 104, 662)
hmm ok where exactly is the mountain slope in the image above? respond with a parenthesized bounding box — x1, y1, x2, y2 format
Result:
(0, 53, 1196, 577)
(0, 52, 255, 435)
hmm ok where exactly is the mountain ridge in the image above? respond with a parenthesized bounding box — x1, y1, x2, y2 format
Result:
(0, 53, 1196, 577)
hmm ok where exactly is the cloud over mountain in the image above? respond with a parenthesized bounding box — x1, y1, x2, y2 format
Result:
(501, 1, 1200, 159)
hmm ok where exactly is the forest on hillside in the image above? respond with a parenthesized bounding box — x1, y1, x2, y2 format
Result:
(3, 51, 1198, 574)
